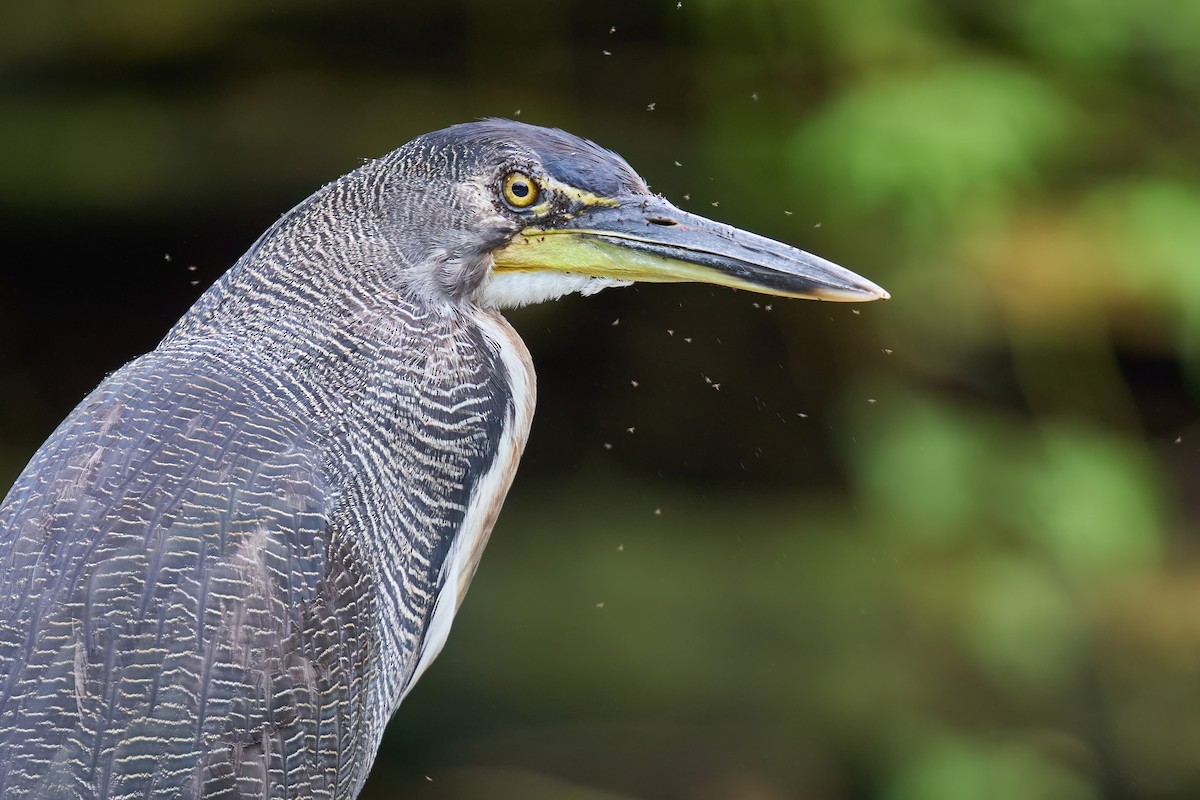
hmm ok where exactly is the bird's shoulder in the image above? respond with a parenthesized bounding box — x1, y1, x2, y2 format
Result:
(0, 347, 373, 797)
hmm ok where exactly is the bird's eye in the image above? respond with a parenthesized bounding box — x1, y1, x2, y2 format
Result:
(502, 172, 539, 209)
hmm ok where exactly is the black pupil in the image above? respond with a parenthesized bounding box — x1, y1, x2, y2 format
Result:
(511, 180, 529, 198)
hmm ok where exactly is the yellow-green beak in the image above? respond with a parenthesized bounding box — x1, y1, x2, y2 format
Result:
(492, 194, 888, 302)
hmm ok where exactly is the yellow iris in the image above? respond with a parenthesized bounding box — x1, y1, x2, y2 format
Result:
(502, 172, 539, 208)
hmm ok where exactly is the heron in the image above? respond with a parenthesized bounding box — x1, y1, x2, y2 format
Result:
(0, 120, 886, 799)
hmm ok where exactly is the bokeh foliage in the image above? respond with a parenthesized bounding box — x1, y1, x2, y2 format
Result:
(1, 0, 1199, 798)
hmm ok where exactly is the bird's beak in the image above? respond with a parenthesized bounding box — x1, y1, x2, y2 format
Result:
(491, 195, 888, 302)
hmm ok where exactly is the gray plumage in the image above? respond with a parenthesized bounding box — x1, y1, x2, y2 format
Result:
(0, 122, 546, 798)
(0, 120, 886, 799)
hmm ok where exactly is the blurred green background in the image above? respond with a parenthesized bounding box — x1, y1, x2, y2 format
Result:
(2, 1, 1199, 798)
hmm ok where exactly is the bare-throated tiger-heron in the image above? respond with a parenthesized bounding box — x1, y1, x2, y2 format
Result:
(0, 120, 887, 798)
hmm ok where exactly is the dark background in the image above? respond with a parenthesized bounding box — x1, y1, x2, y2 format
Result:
(2, 1, 1199, 798)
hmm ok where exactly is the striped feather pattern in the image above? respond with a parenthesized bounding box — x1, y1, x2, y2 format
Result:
(0, 131, 535, 798)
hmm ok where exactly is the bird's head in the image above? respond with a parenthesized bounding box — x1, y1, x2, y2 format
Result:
(371, 119, 888, 308)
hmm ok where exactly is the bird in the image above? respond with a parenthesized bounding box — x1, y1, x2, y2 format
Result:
(0, 119, 887, 799)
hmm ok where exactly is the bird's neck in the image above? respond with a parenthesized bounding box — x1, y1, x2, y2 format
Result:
(166, 181, 405, 347)
(162, 244, 535, 743)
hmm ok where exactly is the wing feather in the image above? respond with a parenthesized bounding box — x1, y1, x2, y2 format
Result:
(0, 352, 367, 799)
(0, 302, 527, 799)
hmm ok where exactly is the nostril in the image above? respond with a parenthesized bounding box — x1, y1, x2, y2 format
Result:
(646, 216, 679, 227)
